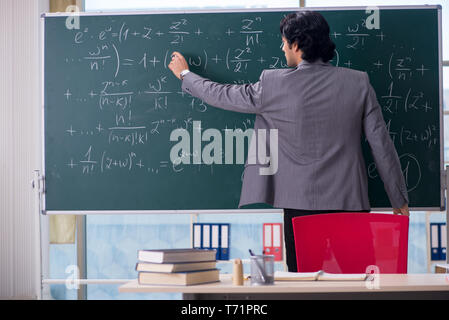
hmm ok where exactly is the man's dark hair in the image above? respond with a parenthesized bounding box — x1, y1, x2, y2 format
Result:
(280, 11, 336, 63)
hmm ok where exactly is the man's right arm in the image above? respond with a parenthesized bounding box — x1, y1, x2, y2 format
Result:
(181, 71, 264, 114)
(362, 73, 409, 214)
(169, 51, 264, 114)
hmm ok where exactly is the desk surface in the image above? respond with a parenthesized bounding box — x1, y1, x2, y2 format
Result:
(119, 274, 449, 294)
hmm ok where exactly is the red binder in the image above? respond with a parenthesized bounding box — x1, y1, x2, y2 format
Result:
(263, 223, 283, 261)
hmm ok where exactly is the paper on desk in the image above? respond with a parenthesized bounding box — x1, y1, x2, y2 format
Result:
(274, 271, 320, 281)
(274, 271, 367, 281)
(318, 272, 367, 281)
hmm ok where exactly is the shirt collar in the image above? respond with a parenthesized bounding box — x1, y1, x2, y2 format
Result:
(296, 58, 330, 69)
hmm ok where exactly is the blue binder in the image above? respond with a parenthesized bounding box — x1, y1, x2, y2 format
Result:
(440, 223, 447, 261)
(219, 223, 230, 260)
(192, 223, 230, 260)
(192, 223, 202, 249)
(430, 223, 447, 261)
(201, 224, 211, 250)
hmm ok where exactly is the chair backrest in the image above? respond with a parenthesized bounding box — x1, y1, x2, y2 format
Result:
(292, 213, 409, 274)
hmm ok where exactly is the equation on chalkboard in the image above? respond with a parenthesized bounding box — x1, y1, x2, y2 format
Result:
(43, 7, 443, 211)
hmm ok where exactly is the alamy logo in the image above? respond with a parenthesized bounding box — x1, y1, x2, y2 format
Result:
(365, 6, 380, 30)
(65, 5, 80, 30)
(169, 121, 278, 175)
(65, 265, 80, 290)
(365, 265, 380, 290)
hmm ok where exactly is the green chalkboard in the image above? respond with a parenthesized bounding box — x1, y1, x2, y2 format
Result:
(43, 6, 443, 211)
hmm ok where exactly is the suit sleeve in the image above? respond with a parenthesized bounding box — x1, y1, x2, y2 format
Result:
(362, 72, 409, 208)
(181, 71, 264, 114)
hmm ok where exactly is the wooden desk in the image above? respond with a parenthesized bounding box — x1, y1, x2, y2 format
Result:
(119, 274, 449, 299)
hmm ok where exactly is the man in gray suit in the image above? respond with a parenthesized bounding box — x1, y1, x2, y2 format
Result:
(169, 11, 409, 271)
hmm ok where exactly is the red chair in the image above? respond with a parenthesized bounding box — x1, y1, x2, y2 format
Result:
(292, 213, 409, 274)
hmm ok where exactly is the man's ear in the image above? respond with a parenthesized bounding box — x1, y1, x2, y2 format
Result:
(293, 41, 301, 52)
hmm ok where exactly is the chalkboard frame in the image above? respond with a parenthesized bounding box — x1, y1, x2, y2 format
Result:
(41, 5, 445, 214)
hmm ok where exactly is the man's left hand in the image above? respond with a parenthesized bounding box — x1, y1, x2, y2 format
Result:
(168, 51, 189, 80)
(393, 203, 410, 216)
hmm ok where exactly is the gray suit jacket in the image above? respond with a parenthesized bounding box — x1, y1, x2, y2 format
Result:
(181, 59, 409, 210)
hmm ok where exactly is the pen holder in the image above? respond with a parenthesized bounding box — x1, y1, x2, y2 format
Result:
(250, 254, 274, 286)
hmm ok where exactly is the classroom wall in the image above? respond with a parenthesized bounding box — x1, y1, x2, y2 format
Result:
(0, 0, 48, 299)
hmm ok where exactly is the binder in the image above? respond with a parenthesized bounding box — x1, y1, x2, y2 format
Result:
(192, 223, 230, 260)
(272, 223, 282, 260)
(440, 224, 447, 261)
(264, 224, 272, 252)
(211, 224, 220, 260)
(202, 224, 211, 250)
(219, 224, 230, 260)
(430, 223, 441, 260)
(430, 223, 447, 261)
(263, 223, 283, 261)
(193, 223, 202, 249)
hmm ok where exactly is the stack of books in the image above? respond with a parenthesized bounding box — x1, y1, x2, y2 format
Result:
(136, 248, 220, 286)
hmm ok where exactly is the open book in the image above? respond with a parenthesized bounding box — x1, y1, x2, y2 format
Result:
(274, 270, 368, 281)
